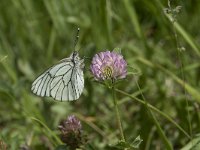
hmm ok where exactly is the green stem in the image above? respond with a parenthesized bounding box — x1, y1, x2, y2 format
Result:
(115, 89, 191, 139)
(112, 84, 125, 141)
(30, 117, 62, 145)
(135, 80, 173, 150)
(148, 108, 173, 150)
(169, 0, 193, 138)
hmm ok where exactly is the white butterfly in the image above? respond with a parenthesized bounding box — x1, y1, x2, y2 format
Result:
(31, 51, 84, 101)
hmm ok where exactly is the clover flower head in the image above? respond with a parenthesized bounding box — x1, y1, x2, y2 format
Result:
(58, 115, 83, 148)
(58, 115, 82, 135)
(90, 51, 127, 81)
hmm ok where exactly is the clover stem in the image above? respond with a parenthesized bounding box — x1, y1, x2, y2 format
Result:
(112, 82, 125, 141)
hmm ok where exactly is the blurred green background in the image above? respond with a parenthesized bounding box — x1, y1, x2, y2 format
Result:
(1, 0, 200, 149)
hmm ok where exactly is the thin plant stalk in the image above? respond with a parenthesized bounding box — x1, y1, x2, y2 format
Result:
(112, 82, 125, 141)
(167, 0, 193, 138)
(135, 79, 173, 150)
(115, 89, 191, 139)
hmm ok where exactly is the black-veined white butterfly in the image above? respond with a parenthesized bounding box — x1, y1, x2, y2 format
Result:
(31, 51, 84, 101)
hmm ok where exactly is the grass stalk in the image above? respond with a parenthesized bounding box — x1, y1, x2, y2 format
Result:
(112, 83, 125, 141)
(135, 79, 173, 150)
(116, 89, 191, 139)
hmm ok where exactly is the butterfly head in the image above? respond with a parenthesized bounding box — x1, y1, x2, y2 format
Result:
(71, 51, 80, 63)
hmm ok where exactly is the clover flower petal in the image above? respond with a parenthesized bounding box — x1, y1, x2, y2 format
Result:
(91, 51, 127, 81)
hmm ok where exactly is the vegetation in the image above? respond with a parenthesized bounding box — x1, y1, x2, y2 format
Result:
(0, 0, 200, 149)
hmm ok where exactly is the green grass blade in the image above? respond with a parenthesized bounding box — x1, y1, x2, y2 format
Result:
(165, 14, 200, 57)
(123, 0, 142, 39)
(31, 117, 62, 146)
(116, 89, 191, 139)
(137, 57, 200, 103)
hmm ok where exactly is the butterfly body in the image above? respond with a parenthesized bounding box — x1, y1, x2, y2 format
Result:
(31, 51, 84, 101)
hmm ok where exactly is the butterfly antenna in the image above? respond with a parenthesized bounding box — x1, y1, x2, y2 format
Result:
(74, 28, 80, 52)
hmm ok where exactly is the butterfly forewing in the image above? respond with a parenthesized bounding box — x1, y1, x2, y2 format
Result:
(31, 53, 84, 101)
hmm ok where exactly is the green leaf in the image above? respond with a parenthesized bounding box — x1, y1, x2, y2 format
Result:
(31, 117, 62, 146)
(131, 135, 143, 149)
(109, 140, 131, 150)
(181, 134, 200, 150)
(113, 47, 122, 54)
(108, 137, 143, 150)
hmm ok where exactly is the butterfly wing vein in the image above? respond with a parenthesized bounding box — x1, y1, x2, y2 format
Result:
(31, 61, 84, 101)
